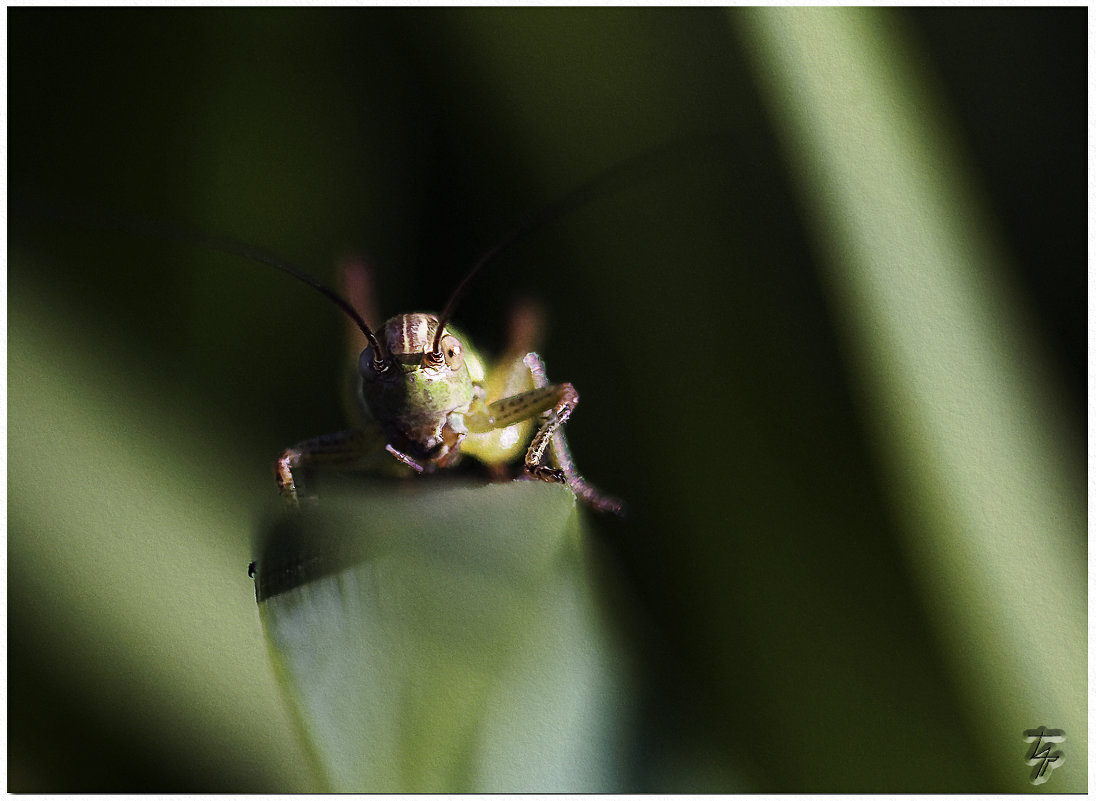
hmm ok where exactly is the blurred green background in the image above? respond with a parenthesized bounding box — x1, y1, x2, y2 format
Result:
(8, 7, 1085, 792)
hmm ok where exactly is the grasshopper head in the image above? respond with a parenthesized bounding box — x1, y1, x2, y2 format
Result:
(358, 313, 475, 459)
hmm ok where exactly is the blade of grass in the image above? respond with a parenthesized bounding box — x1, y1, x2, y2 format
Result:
(8, 285, 318, 791)
(253, 481, 636, 792)
(737, 8, 1085, 791)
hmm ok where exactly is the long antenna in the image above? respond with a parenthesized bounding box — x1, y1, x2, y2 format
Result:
(16, 197, 389, 366)
(431, 130, 731, 356)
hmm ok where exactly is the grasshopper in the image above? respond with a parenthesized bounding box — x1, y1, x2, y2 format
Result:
(269, 138, 727, 516)
(268, 210, 624, 516)
(28, 139, 715, 516)
(273, 271, 622, 515)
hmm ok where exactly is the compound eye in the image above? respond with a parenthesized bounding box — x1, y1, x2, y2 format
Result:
(440, 335, 464, 369)
(359, 347, 386, 376)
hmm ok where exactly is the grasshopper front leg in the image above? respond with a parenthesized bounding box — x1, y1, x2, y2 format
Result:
(523, 352, 624, 515)
(275, 428, 381, 507)
(467, 353, 624, 515)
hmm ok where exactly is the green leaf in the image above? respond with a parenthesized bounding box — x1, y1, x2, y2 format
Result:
(252, 481, 636, 792)
(737, 8, 1086, 791)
